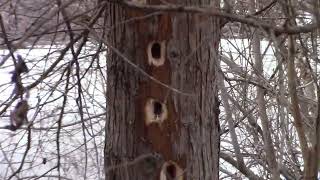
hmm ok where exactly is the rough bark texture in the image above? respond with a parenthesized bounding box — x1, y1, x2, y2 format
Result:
(105, 1, 220, 180)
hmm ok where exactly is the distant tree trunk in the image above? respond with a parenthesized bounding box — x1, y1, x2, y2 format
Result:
(249, 2, 280, 179)
(105, 1, 221, 179)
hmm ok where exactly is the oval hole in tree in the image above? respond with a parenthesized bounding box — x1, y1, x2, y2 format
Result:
(151, 42, 161, 59)
(147, 41, 166, 66)
(166, 164, 176, 179)
(160, 161, 183, 180)
(153, 101, 162, 117)
(144, 98, 168, 126)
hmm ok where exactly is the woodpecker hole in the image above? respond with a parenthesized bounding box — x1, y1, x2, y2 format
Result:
(160, 161, 183, 180)
(151, 42, 161, 59)
(166, 164, 176, 179)
(153, 101, 162, 116)
(144, 98, 168, 126)
(147, 41, 166, 66)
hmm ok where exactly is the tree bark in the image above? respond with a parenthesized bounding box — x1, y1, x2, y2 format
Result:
(105, 1, 221, 180)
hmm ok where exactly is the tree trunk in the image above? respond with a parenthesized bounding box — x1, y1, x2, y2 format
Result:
(105, 1, 221, 179)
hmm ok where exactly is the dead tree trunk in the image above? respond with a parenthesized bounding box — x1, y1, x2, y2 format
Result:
(105, 1, 221, 179)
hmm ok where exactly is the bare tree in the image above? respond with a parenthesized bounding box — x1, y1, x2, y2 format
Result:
(104, 0, 221, 179)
